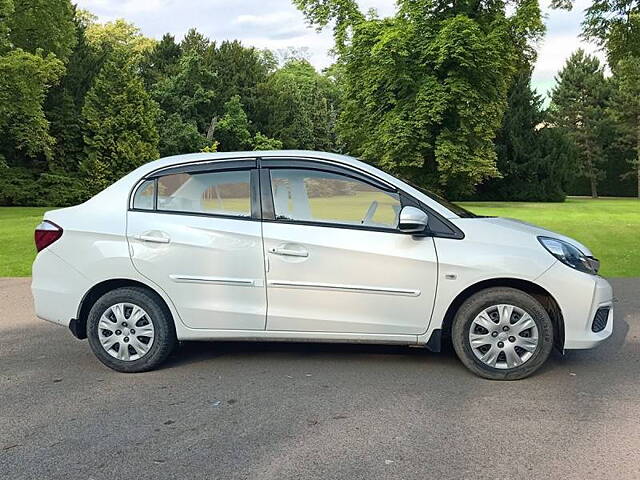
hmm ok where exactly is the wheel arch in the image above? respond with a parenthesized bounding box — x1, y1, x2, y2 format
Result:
(71, 278, 173, 340)
(439, 278, 565, 352)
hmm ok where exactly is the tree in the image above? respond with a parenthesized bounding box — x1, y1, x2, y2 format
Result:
(180, 28, 211, 58)
(82, 49, 159, 194)
(46, 7, 102, 174)
(293, 0, 545, 196)
(549, 50, 610, 198)
(150, 50, 217, 155)
(0, 49, 63, 165)
(609, 57, 640, 197)
(85, 18, 155, 64)
(256, 60, 339, 150)
(140, 33, 182, 88)
(214, 95, 253, 151)
(213, 95, 281, 152)
(156, 111, 207, 157)
(477, 69, 575, 201)
(152, 50, 217, 132)
(7, 0, 76, 63)
(209, 40, 272, 120)
(252, 132, 283, 151)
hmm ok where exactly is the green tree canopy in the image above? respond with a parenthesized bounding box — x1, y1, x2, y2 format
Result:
(293, 0, 545, 196)
(214, 95, 253, 151)
(141, 33, 182, 88)
(7, 0, 76, 62)
(46, 7, 102, 174)
(0, 49, 63, 165)
(256, 59, 339, 150)
(82, 48, 159, 194)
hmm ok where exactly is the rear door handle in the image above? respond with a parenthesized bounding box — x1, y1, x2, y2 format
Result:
(134, 234, 170, 244)
(269, 247, 308, 257)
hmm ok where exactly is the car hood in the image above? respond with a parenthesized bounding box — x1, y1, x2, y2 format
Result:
(476, 217, 594, 257)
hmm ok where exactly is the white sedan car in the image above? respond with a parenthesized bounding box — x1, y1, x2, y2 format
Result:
(31, 151, 613, 379)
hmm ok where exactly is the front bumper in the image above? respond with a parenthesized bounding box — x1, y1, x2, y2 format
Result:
(536, 262, 613, 350)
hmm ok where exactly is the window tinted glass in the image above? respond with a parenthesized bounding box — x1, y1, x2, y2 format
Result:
(132, 179, 155, 210)
(270, 169, 400, 228)
(399, 177, 477, 218)
(157, 170, 251, 217)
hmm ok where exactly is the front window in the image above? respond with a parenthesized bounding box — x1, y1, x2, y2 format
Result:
(400, 178, 476, 218)
(270, 169, 401, 229)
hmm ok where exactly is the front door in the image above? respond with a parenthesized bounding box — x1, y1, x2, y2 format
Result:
(261, 164, 438, 335)
(127, 160, 267, 330)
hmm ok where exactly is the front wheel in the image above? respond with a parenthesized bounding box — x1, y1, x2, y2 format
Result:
(87, 287, 177, 373)
(451, 287, 554, 380)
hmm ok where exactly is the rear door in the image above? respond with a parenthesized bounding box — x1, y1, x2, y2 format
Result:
(127, 159, 267, 330)
(260, 160, 438, 335)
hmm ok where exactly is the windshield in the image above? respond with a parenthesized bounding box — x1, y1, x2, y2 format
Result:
(400, 178, 477, 218)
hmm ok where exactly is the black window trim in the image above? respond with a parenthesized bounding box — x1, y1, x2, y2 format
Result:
(261, 157, 397, 193)
(145, 158, 257, 178)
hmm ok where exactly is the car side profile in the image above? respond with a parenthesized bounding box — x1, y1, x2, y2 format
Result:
(31, 151, 613, 380)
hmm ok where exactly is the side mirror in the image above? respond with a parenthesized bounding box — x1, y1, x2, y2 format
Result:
(398, 206, 429, 234)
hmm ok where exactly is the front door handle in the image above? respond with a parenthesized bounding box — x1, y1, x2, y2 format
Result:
(269, 247, 308, 257)
(134, 233, 171, 244)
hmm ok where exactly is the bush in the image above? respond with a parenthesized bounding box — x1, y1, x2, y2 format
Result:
(0, 167, 88, 206)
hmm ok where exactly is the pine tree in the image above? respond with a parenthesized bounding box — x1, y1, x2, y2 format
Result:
(478, 69, 574, 201)
(82, 49, 159, 194)
(549, 50, 610, 198)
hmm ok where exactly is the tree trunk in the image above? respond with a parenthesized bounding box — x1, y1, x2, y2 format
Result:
(590, 176, 598, 199)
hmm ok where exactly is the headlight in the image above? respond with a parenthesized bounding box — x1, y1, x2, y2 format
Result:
(538, 236, 599, 275)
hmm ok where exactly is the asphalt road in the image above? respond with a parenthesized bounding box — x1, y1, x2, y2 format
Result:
(1, 277, 639, 479)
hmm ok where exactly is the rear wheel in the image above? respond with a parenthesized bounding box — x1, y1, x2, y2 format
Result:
(451, 287, 554, 380)
(87, 287, 177, 373)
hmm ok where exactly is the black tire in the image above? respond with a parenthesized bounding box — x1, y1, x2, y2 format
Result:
(451, 287, 554, 380)
(87, 287, 177, 373)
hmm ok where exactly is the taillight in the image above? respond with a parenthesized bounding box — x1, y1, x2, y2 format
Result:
(35, 220, 63, 252)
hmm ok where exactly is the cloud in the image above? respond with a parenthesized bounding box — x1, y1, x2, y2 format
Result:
(235, 12, 297, 26)
(75, 0, 600, 94)
(532, 0, 607, 98)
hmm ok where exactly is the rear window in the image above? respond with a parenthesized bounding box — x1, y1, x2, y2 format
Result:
(132, 180, 155, 210)
(156, 170, 251, 217)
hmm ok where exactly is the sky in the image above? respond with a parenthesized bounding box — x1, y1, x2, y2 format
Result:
(75, 0, 605, 99)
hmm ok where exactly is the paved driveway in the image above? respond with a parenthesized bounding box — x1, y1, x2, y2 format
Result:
(1, 277, 639, 479)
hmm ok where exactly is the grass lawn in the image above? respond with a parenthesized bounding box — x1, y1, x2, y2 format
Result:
(0, 197, 638, 277)
(1, 207, 51, 277)
(459, 197, 640, 277)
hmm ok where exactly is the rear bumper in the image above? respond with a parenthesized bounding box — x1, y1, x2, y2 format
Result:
(536, 262, 613, 350)
(31, 249, 90, 329)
